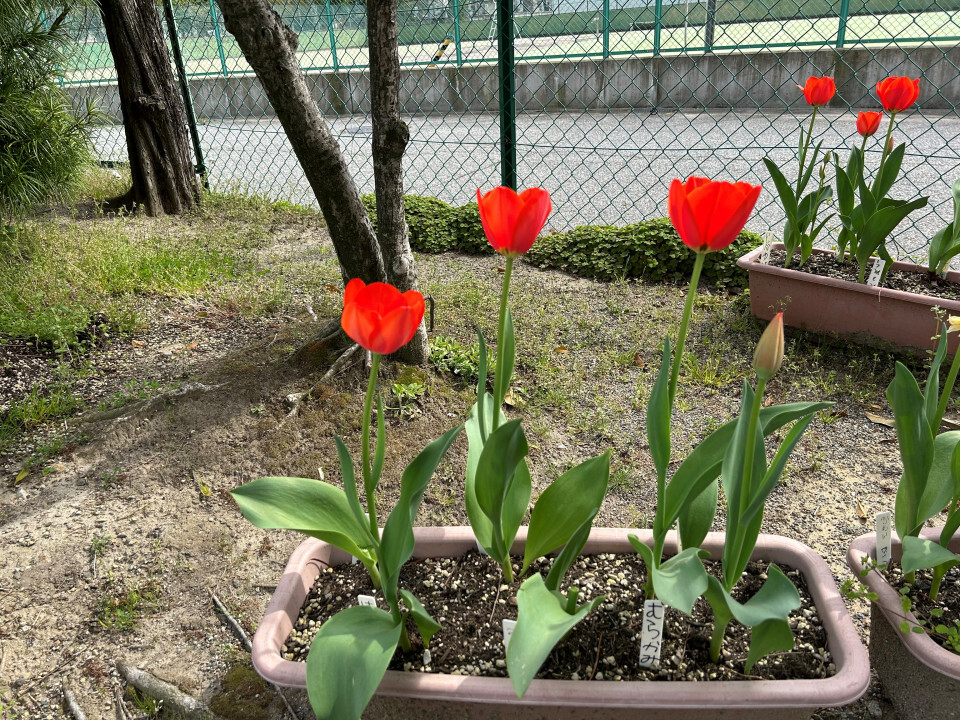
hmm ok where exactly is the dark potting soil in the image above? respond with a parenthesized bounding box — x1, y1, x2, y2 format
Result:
(283, 551, 835, 682)
(883, 562, 960, 655)
(768, 248, 960, 302)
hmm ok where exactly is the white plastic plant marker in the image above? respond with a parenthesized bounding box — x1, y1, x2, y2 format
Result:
(357, 594, 377, 607)
(501, 618, 516, 650)
(638, 599, 665, 669)
(867, 259, 884, 287)
(875, 511, 892, 567)
(759, 231, 774, 265)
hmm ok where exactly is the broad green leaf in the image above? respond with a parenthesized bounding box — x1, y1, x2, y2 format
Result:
(889, 362, 936, 537)
(545, 510, 597, 592)
(497, 307, 516, 411)
(857, 197, 929, 270)
(502, 458, 532, 561)
(915, 430, 960, 532)
(677, 479, 718, 551)
(744, 618, 796, 675)
(630, 536, 709, 615)
(834, 159, 854, 215)
(647, 338, 672, 493)
(371, 396, 386, 488)
(476, 329, 489, 442)
(762, 157, 798, 218)
(334, 436, 374, 542)
(924, 326, 949, 430)
(663, 401, 832, 535)
(507, 574, 605, 698)
(474, 419, 529, 560)
(400, 590, 442, 647)
(306, 606, 401, 720)
(742, 413, 817, 526)
(523, 451, 610, 573)
(797, 139, 824, 195)
(874, 142, 906, 199)
(380, 425, 462, 605)
(231, 476, 374, 559)
(465, 393, 498, 549)
(900, 535, 960, 575)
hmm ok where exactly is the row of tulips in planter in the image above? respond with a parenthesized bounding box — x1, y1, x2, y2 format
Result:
(233, 180, 958, 719)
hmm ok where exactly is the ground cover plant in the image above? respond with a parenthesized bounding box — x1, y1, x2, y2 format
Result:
(0, 172, 946, 719)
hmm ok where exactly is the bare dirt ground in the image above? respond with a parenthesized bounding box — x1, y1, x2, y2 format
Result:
(0, 208, 920, 719)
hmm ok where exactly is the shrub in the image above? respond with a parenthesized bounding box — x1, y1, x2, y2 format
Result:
(362, 195, 760, 288)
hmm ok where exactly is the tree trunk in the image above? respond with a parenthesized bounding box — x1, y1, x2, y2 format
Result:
(97, 0, 199, 216)
(367, 0, 428, 364)
(216, 0, 385, 286)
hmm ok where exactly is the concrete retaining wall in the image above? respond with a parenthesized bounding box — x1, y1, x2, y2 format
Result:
(68, 45, 960, 120)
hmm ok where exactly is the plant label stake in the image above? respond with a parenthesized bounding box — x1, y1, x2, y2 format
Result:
(875, 511, 892, 567)
(357, 594, 377, 607)
(867, 259, 884, 287)
(760, 232, 774, 265)
(638, 599, 665, 668)
(501, 618, 516, 650)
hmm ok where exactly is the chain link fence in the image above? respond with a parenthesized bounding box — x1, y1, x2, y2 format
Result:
(61, 0, 960, 257)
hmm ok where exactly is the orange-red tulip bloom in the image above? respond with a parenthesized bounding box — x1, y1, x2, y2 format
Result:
(797, 76, 836, 107)
(856, 111, 883, 137)
(668, 177, 762, 254)
(341, 278, 425, 355)
(476, 186, 552, 257)
(876, 77, 920, 112)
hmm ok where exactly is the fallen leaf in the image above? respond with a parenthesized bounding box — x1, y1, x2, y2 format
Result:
(14, 468, 29, 485)
(555, 346, 569, 354)
(855, 500, 867, 519)
(632, 353, 645, 368)
(131, 340, 146, 348)
(503, 388, 525, 408)
(325, 283, 339, 293)
(496, 267, 505, 274)
(941, 416, 960, 430)
(865, 412, 895, 428)
(186, 342, 199, 351)
(868, 404, 882, 411)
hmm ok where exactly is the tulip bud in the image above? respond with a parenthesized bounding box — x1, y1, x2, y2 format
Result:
(754, 313, 785, 381)
(886, 136, 895, 154)
(948, 316, 960, 334)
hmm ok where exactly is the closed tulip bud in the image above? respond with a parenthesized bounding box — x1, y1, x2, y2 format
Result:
(754, 313, 785, 381)
(948, 316, 960, 334)
(886, 136, 895, 154)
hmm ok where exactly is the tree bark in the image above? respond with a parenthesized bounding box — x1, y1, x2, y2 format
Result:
(97, 0, 199, 216)
(367, 0, 428, 364)
(216, 0, 385, 286)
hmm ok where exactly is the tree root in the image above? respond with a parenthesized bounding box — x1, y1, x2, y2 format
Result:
(116, 661, 220, 720)
(62, 684, 87, 720)
(287, 319, 346, 368)
(71, 382, 227, 426)
(280, 344, 364, 429)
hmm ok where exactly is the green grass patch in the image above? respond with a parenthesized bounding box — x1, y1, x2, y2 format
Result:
(0, 384, 81, 454)
(96, 580, 162, 631)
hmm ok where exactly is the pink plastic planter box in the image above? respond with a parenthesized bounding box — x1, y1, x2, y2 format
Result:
(738, 244, 960, 355)
(252, 527, 869, 720)
(846, 529, 960, 720)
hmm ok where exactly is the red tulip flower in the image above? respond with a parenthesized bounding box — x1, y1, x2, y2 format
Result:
(856, 111, 882, 137)
(876, 76, 920, 112)
(797, 76, 836, 107)
(476, 186, 552, 257)
(341, 278, 425, 355)
(668, 176, 762, 253)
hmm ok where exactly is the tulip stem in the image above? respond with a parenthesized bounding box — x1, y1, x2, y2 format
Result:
(934, 337, 960, 431)
(797, 107, 818, 189)
(492, 256, 515, 433)
(669, 252, 705, 405)
(362, 351, 382, 541)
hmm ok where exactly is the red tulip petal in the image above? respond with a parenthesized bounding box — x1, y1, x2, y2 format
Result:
(668, 178, 702, 250)
(708, 183, 761, 250)
(511, 188, 552, 254)
(478, 187, 523, 254)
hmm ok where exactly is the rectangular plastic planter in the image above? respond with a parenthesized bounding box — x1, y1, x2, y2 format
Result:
(252, 526, 869, 720)
(846, 529, 960, 720)
(737, 244, 960, 355)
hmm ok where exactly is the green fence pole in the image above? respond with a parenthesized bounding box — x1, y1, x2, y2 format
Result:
(497, 0, 517, 189)
(324, 0, 339, 71)
(653, 0, 662, 56)
(161, 0, 208, 188)
(452, 0, 463, 66)
(208, 0, 229, 77)
(836, 0, 850, 48)
(704, 0, 716, 51)
(602, 0, 610, 58)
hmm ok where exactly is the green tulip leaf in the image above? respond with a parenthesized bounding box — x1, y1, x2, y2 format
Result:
(744, 618, 796, 675)
(647, 338, 672, 494)
(545, 510, 597, 592)
(476, 329, 489, 442)
(901, 535, 960, 575)
(889, 362, 936, 538)
(380, 425, 462, 605)
(915, 431, 960, 533)
(497, 306, 516, 411)
(677, 479, 718, 552)
(630, 535, 709, 615)
(507, 574, 605, 699)
(465, 392, 499, 550)
(874, 142, 906, 200)
(523, 451, 610, 574)
(924, 326, 949, 429)
(474, 419, 529, 560)
(762, 157, 798, 218)
(400, 589, 442, 648)
(371, 395, 386, 489)
(333, 436, 375, 542)
(305, 606, 401, 720)
(231, 476, 374, 560)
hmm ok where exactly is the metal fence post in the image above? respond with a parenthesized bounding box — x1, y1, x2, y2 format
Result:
(324, 0, 339, 71)
(704, 0, 716, 51)
(836, 0, 850, 48)
(161, 0, 208, 187)
(497, 0, 517, 189)
(602, 0, 610, 58)
(653, 0, 662, 56)
(208, 0, 229, 77)
(452, 0, 463, 65)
